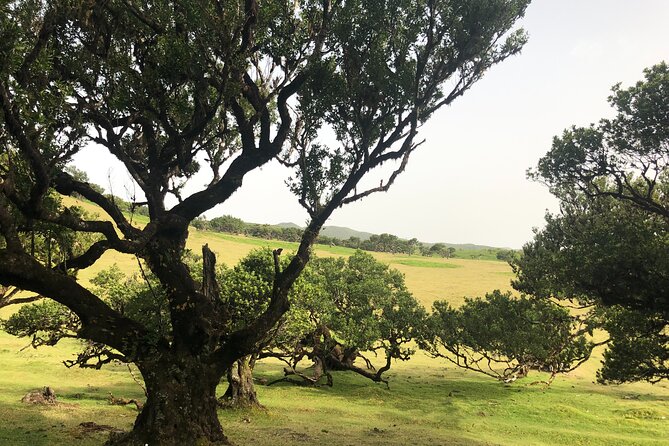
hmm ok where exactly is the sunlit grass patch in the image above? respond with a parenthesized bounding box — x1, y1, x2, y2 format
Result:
(392, 258, 461, 269)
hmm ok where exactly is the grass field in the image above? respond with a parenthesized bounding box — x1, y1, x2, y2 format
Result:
(0, 198, 667, 445)
(1, 330, 667, 446)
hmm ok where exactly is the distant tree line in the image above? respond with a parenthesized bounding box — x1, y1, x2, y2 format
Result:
(191, 215, 508, 258)
(66, 166, 513, 260)
(320, 232, 421, 255)
(62, 169, 506, 259)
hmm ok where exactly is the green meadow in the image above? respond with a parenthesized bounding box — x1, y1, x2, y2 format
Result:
(0, 198, 667, 445)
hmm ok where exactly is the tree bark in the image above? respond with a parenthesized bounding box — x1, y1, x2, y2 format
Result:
(220, 355, 262, 409)
(107, 358, 229, 446)
(325, 343, 358, 370)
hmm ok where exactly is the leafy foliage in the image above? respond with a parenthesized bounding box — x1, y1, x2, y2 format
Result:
(311, 251, 427, 381)
(513, 198, 668, 312)
(518, 64, 669, 383)
(3, 299, 78, 348)
(600, 306, 669, 383)
(90, 265, 171, 340)
(224, 249, 428, 386)
(3, 263, 171, 368)
(532, 62, 669, 219)
(512, 196, 669, 383)
(421, 290, 593, 383)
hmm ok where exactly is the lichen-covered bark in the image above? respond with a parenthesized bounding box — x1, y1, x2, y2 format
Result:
(220, 355, 262, 409)
(107, 358, 229, 446)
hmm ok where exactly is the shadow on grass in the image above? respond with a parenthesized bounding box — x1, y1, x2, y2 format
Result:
(227, 364, 520, 446)
(0, 399, 120, 446)
(0, 371, 139, 446)
(577, 381, 669, 403)
(0, 403, 54, 446)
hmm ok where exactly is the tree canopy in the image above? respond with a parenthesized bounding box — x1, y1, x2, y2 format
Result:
(533, 62, 669, 220)
(0, 1, 530, 443)
(516, 63, 669, 384)
(270, 251, 426, 386)
(421, 290, 594, 384)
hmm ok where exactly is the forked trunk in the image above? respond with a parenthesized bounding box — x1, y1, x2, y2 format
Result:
(106, 358, 229, 446)
(220, 355, 262, 409)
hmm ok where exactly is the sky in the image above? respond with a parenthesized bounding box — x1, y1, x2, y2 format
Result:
(72, 0, 669, 249)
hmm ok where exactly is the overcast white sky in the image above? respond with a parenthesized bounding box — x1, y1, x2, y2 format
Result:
(73, 0, 669, 248)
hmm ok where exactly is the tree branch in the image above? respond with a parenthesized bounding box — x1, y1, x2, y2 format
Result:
(0, 249, 157, 359)
(53, 171, 141, 239)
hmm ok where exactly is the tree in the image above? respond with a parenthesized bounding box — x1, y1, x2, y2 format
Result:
(0, 1, 529, 444)
(271, 251, 427, 387)
(344, 236, 361, 249)
(513, 196, 669, 383)
(428, 242, 446, 256)
(425, 242, 455, 258)
(208, 215, 246, 235)
(495, 249, 516, 262)
(533, 62, 669, 220)
(406, 237, 420, 255)
(420, 290, 594, 384)
(360, 233, 401, 253)
(213, 249, 426, 392)
(516, 63, 669, 383)
(214, 247, 316, 408)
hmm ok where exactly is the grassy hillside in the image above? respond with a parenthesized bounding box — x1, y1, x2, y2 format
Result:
(0, 196, 667, 445)
(62, 196, 513, 307)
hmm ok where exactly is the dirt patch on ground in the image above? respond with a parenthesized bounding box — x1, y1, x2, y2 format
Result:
(78, 421, 125, 435)
(72, 422, 126, 442)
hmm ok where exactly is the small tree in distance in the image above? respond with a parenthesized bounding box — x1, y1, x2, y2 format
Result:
(0, 1, 530, 444)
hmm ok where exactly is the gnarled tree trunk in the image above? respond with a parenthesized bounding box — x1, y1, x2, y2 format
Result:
(326, 343, 358, 370)
(220, 355, 262, 409)
(107, 358, 229, 446)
